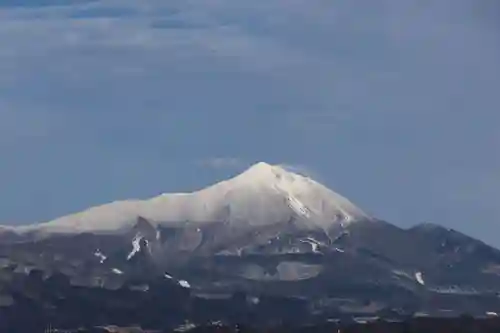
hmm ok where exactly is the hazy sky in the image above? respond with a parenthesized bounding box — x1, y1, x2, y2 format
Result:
(1, 0, 499, 246)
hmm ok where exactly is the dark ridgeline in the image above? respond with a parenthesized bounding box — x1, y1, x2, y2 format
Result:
(33, 317, 500, 333)
(202, 317, 500, 333)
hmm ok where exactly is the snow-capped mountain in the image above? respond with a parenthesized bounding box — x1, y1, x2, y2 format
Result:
(8, 162, 371, 237)
(2, 161, 500, 328)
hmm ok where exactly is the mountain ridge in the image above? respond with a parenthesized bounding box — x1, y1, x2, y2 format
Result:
(2, 161, 371, 237)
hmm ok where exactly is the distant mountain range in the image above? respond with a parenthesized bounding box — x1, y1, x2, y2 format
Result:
(1, 162, 500, 331)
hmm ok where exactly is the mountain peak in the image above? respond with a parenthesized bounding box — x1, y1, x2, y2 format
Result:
(248, 161, 276, 170)
(235, 162, 291, 183)
(8, 161, 371, 236)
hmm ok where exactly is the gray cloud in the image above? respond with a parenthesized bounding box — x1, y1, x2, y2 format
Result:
(198, 157, 246, 170)
(0, 0, 98, 8)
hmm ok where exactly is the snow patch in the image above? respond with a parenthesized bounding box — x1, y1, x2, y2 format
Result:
(300, 239, 319, 253)
(174, 322, 196, 332)
(299, 237, 325, 253)
(415, 272, 425, 285)
(392, 270, 413, 280)
(127, 234, 143, 260)
(179, 280, 191, 288)
(112, 268, 124, 275)
(94, 249, 107, 263)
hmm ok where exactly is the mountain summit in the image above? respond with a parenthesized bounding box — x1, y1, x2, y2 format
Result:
(11, 162, 370, 237)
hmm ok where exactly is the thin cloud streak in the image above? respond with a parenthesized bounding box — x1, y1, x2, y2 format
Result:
(198, 157, 246, 170)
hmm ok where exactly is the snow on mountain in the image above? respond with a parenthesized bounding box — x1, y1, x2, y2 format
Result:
(415, 272, 425, 285)
(127, 234, 145, 260)
(9, 162, 371, 236)
(94, 249, 107, 263)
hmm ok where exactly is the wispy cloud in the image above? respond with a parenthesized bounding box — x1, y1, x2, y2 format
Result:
(198, 157, 246, 170)
(278, 163, 325, 183)
(0, 0, 98, 9)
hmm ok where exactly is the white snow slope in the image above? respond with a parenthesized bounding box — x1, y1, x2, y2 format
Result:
(6, 162, 371, 236)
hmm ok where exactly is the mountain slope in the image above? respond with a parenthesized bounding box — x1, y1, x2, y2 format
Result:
(8, 162, 371, 237)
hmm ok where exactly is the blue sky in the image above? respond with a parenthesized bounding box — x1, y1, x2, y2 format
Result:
(1, 0, 499, 246)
